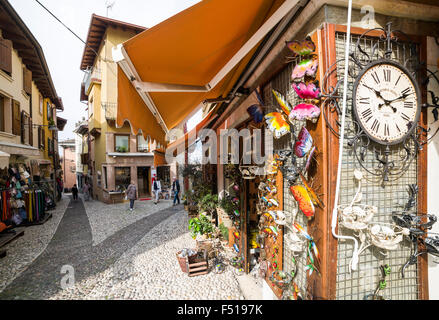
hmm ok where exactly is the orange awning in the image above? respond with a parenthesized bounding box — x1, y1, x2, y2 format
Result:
(116, 0, 294, 146)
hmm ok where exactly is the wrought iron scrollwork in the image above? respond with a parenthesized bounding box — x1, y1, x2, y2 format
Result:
(320, 22, 439, 185)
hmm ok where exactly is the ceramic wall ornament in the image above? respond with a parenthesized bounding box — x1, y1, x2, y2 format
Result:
(291, 58, 319, 82)
(264, 112, 291, 139)
(286, 37, 316, 57)
(294, 127, 313, 158)
(292, 82, 321, 100)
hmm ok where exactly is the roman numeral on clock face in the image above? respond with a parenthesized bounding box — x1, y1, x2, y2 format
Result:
(384, 123, 390, 137)
(371, 119, 380, 133)
(383, 69, 391, 82)
(361, 108, 372, 119)
(404, 101, 414, 108)
(401, 87, 411, 96)
(359, 97, 370, 105)
(401, 112, 411, 121)
(371, 72, 380, 84)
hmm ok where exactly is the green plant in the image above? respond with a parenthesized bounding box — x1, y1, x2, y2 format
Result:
(188, 214, 214, 239)
(199, 193, 218, 214)
(116, 146, 128, 153)
(219, 223, 229, 241)
(219, 197, 238, 215)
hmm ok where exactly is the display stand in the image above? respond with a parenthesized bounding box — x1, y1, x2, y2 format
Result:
(21, 212, 52, 227)
(0, 228, 25, 248)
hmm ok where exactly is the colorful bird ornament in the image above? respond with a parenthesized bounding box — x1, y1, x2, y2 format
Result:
(291, 58, 319, 82)
(272, 90, 292, 116)
(264, 112, 291, 139)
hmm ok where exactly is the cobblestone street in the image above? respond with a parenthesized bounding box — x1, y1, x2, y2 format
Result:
(0, 195, 244, 300)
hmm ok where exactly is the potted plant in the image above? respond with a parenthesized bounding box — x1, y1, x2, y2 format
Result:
(48, 119, 57, 131)
(188, 213, 214, 240)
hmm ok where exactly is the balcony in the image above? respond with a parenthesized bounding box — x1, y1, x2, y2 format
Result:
(102, 102, 117, 122)
(83, 67, 101, 95)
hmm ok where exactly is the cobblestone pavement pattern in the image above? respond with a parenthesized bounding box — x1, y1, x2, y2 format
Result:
(0, 195, 243, 300)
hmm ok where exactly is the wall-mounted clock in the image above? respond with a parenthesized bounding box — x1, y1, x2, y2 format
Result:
(352, 59, 421, 146)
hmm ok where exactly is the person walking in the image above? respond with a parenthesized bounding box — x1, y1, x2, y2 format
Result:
(152, 176, 161, 205)
(172, 177, 180, 206)
(83, 182, 90, 201)
(71, 184, 79, 201)
(126, 181, 137, 212)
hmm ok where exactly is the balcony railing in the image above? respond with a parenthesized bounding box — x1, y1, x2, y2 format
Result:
(101, 102, 117, 121)
(83, 67, 101, 94)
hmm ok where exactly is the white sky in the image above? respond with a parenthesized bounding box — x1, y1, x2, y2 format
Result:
(9, 0, 201, 141)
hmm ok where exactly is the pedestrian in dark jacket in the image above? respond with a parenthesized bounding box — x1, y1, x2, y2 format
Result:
(126, 182, 137, 212)
(71, 184, 79, 201)
(172, 177, 180, 206)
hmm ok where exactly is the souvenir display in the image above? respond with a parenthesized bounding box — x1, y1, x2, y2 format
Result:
(292, 222, 321, 276)
(290, 185, 315, 219)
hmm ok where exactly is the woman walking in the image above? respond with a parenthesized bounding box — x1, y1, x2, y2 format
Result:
(126, 181, 137, 212)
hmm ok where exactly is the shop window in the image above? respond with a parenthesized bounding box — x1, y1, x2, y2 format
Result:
(0, 38, 12, 75)
(46, 101, 51, 121)
(39, 95, 43, 115)
(97, 171, 101, 187)
(137, 135, 149, 152)
(115, 167, 130, 191)
(103, 166, 108, 189)
(20, 111, 29, 144)
(157, 166, 170, 189)
(115, 134, 129, 153)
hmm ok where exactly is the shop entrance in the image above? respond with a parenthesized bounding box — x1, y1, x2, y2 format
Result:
(137, 167, 150, 196)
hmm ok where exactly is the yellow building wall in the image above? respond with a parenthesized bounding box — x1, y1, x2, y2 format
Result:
(0, 33, 33, 145)
(86, 26, 140, 201)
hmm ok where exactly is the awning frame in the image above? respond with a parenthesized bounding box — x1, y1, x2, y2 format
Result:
(113, 0, 300, 135)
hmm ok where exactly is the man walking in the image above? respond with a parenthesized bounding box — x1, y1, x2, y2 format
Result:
(71, 184, 79, 201)
(126, 181, 137, 212)
(172, 177, 180, 206)
(152, 176, 161, 205)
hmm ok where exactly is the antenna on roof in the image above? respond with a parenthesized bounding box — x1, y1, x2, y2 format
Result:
(105, 1, 115, 17)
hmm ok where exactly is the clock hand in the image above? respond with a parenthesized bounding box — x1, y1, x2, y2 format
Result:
(385, 92, 414, 105)
(363, 84, 385, 101)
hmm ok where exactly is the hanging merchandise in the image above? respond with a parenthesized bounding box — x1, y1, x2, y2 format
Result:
(292, 222, 321, 276)
(289, 103, 321, 123)
(294, 127, 313, 158)
(292, 82, 321, 100)
(363, 264, 391, 300)
(287, 37, 316, 56)
(291, 58, 319, 81)
(264, 112, 291, 139)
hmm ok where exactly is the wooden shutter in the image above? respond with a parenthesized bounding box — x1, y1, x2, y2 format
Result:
(0, 38, 12, 74)
(12, 100, 20, 136)
(41, 128, 45, 149)
(23, 68, 32, 95)
(20, 111, 25, 143)
(29, 118, 33, 146)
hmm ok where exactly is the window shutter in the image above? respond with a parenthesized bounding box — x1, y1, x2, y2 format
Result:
(42, 128, 45, 149)
(29, 118, 33, 146)
(0, 38, 12, 74)
(12, 100, 20, 136)
(20, 111, 25, 143)
(23, 68, 32, 95)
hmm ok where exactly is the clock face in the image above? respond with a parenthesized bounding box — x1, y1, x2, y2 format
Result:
(353, 60, 421, 145)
